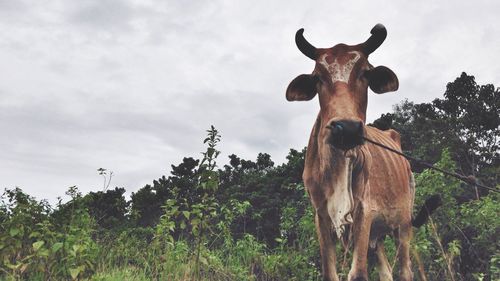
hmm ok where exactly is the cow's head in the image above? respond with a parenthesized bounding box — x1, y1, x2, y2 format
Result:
(286, 24, 398, 150)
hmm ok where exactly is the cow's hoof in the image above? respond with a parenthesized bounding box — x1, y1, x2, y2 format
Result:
(351, 277, 367, 281)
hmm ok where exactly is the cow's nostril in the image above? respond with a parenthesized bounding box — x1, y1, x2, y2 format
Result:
(328, 122, 344, 135)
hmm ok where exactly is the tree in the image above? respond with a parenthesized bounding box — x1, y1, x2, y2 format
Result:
(130, 157, 200, 227)
(217, 148, 307, 246)
(372, 72, 499, 193)
(84, 187, 128, 230)
(433, 73, 499, 182)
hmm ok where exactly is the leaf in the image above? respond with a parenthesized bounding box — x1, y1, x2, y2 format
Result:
(29, 231, 41, 238)
(51, 242, 63, 253)
(69, 267, 82, 279)
(39, 249, 50, 257)
(207, 147, 215, 157)
(72, 244, 81, 253)
(32, 241, 45, 251)
(182, 211, 190, 220)
(9, 227, 19, 237)
(6, 262, 22, 270)
(191, 218, 200, 226)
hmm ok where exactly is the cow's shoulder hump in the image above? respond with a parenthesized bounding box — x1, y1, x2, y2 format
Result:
(383, 129, 401, 147)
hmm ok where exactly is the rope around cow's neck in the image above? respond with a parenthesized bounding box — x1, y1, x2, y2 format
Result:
(361, 135, 499, 194)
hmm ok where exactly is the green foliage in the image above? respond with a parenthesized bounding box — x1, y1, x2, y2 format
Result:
(217, 148, 307, 246)
(84, 187, 129, 231)
(0, 186, 98, 280)
(412, 149, 500, 280)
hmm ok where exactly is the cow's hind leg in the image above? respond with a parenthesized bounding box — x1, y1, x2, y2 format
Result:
(394, 224, 413, 281)
(375, 239, 393, 281)
(315, 211, 339, 281)
(348, 205, 372, 281)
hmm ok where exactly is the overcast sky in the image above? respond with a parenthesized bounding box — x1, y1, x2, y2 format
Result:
(1, 0, 499, 203)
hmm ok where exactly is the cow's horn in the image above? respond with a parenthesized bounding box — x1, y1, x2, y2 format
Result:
(295, 28, 317, 60)
(362, 23, 387, 55)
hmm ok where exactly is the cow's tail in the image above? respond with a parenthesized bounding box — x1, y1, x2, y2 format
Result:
(412, 194, 442, 228)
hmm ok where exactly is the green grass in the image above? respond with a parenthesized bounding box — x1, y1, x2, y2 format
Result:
(91, 267, 149, 281)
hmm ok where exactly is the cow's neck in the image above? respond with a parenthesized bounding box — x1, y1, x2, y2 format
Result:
(306, 114, 369, 237)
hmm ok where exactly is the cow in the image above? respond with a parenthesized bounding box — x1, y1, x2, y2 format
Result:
(285, 24, 440, 281)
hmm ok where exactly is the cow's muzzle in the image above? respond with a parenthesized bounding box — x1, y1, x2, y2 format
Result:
(326, 120, 365, 150)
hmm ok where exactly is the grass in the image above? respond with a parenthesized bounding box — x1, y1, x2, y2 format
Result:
(91, 267, 149, 281)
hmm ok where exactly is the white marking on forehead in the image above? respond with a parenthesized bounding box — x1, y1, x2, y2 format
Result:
(319, 51, 361, 84)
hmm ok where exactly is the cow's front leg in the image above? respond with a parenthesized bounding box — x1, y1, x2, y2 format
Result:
(348, 204, 372, 281)
(315, 210, 339, 281)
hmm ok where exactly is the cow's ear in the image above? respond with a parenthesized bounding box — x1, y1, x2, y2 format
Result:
(366, 66, 399, 94)
(286, 74, 318, 101)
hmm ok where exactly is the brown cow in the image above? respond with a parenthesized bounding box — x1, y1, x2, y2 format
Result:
(285, 24, 440, 281)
